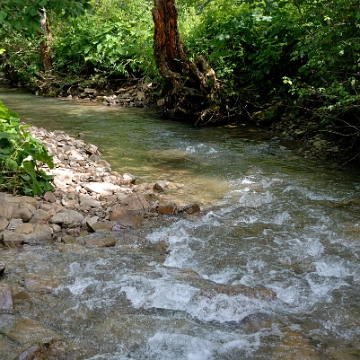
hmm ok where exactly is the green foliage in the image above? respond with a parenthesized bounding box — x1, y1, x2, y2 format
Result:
(53, 0, 157, 78)
(0, 0, 91, 34)
(0, 101, 54, 196)
(180, 0, 360, 134)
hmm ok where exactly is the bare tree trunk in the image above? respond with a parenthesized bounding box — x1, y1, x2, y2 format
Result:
(38, 7, 53, 72)
(152, 0, 220, 124)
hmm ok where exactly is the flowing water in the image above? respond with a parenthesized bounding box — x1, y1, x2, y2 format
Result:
(1, 88, 360, 359)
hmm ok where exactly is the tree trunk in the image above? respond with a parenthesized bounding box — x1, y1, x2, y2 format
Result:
(38, 8, 53, 72)
(152, 0, 220, 124)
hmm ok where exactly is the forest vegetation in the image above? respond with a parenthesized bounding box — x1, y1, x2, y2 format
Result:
(1, 0, 360, 161)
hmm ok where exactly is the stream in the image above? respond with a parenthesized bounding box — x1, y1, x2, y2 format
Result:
(1, 88, 360, 359)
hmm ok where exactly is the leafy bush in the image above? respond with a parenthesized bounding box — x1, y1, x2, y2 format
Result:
(53, 0, 157, 79)
(0, 101, 54, 196)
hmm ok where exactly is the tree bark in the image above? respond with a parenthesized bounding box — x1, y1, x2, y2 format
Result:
(38, 8, 53, 72)
(152, 0, 220, 124)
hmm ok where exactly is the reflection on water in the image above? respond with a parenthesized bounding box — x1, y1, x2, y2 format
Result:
(1, 89, 360, 359)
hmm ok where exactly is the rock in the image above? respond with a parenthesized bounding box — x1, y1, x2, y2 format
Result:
(14, 223, 34, 234)
(0, 194, 13, 219)
(109, 207, 143, 228)
(83, 182, 121, 196)
(154, 180, 184, 193)
(0, 217, 9, 231)
(179, 203, 201, 214)
(199, 284, 276, 301)
(273, 330, 317, 359)
(81, 234, 116, 248)
(85, 143, 101, 155)
(22, 224, 53, 244)
(1, 230, 25, 247)
(7, 218, 24, 231)
(0, 314, 63, 344)
(50, 223, 62, 233)
(157, 202, 177, 215)
(137, 91, 145, 101)
(122, 173, 136, 185)
(117, 193, 150, 212)
(10, 202, 36, 222)
(61, 235, 77, 244)
(13, 344, 41, 360)
(80, 195, 101, 209)
(0, 283, 13, 313)
(84, 88, 97, 95)
(29, 208, 52, 223)
(88, 221, 116, 233)
(25, 275, 62, 293)
(51, 209, 84, 228)
(51, 169, 74, 184)
(13, 290, 31, 300)
(83, 215, 99, 229)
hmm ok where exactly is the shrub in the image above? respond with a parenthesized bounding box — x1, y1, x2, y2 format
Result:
(0, 101, 54, 196)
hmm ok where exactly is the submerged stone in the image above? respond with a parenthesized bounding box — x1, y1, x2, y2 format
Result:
(0, 314, 63, 345)
(0, 284, 14, 314)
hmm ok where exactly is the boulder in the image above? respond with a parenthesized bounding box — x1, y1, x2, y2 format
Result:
(117, 193, 150, 212)
(109, 207, 143, 228)
(81, 234, 116, 248)
(51, 209, 84, 228)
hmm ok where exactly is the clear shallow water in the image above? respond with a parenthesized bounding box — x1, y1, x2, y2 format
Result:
(1, 89, 360, 359)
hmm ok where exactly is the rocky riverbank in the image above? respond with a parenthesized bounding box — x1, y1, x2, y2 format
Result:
(0, 126, 202, 249)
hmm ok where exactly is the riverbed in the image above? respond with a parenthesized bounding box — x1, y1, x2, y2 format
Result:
(1, 88, 360, 359)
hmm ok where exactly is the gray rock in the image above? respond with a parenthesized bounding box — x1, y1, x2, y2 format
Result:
(2, 230, 25, 247)
(80, 195, 101, 209)
(7, 218, 23, 231)
(89, 221, 117, 233)
(10, 202, 36, 222)
(82, 234, 116, 248)
(84, 88, 97, 95)
(51, 209, 84, 227)
(29, 208, 52, 223)
(23, 224, 53, 244)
